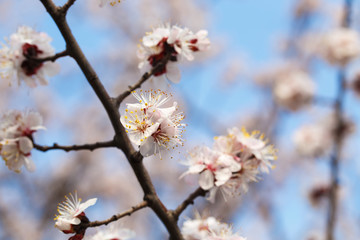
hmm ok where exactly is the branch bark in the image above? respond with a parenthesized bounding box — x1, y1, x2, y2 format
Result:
(85, 201, 148, 228)
(326, 1, 352, 239)
(33, 140, 115, 152)
(26, 50, 69, 62)
(171, 187, 207, 222)
(38, 1, 184, 239)
(115, 53, 171, 107)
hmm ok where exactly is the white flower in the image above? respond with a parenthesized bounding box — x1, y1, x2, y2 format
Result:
(293, 123, 332, 157)
(182, 215, 246, 240)
(120, 108, 160, 146)
(228, 127, 276, 173)
(169, 27, 210, 61)
(0, 110, 45, 138)
(0, 137, 35, 173)
(181, 146, 241, 191)
(86, 223, 135, 240)
(137, 24, 210, 84)
(54, 192, 97, 234)
(273, 70, 316, 111)
(139, 116, 185, 158)
(320, 28, 360, 66)
(181, 127, 276, 202)
(121, 89, 186, 158)
(0, 110, 45, 173)
(0, 26, 59, 87)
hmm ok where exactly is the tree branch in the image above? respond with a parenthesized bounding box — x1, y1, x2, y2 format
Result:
(60, 0, 77, 13)
(115, 53, 172, 107)
(33, 140, 115, 152)
(85, 201, 148, 228)
(326, 1, 352, 240)
(171, 187, 207, 222)
(25, 50, 69, 62)
(39, 1, 184, 239)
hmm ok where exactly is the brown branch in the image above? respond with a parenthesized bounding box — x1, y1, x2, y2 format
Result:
(33, 140, 115, 152)
(25, 50, 69, 62)
(85, 201, 148, 228)
(60, 0, 77, 13)
(115, 54, 172, 107)
(326, 1, 352, 240)
(171, 187, 207, 222)
(39, 1, 184, 239)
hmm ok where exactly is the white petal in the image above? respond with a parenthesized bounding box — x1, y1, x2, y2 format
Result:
(24, 156, 36, 172)
(188, 164, 205, 173)
(19, 137, 33, 154)
(54, 218, 72, 231)
(214, 168, 232, 186)
(166, 63, 181, 83)
(139, 137, 156, 157)
(67, 217, 81, 225)
(78, 198, 97, 213)
(199, 170, 214, 190)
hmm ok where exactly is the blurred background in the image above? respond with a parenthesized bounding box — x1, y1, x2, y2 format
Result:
(0, 0, 360, 239)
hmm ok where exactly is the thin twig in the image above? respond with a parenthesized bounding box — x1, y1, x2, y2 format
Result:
(33, 140, 115, 152)
(326, 1, 352, 239)
(115, 53, 172, 107)
(60, 0, 77, 13)
(85, 201, 148, 228)
(26, 50, 69, 62)
(171, 187, 207, 222)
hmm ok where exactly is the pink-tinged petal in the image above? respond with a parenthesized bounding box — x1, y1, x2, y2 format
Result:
(189, 164, 205, 174)
(199, 170, 214, 190)
(166, 63, 181, 83)
(19, 137, 33, 154)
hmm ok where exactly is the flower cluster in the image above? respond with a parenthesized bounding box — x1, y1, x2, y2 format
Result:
(181, 215, 246, 240)
(273, 69, 315, 111)
(54, 192, 97, 237)
(0, 110, 44, 173)
(137, 24, 210, 84)
(121, 89, 186, 158)
(320, 28, 360, 66)
(182, 127, 276, 202)
(293, 123, 333, 157)
(0, 26, 59, 87)
(85, 223, 135, 240)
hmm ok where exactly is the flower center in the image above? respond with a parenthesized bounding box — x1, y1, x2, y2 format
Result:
(152, 126, 170, 144)
(21, 43, 43, 76)
(147, 37, 178, 76)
